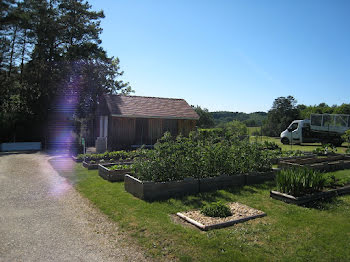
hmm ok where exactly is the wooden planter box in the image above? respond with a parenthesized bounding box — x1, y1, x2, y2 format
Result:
(271, 154, 316, 164)
(71, 156, 83, 163)
(199, 174, 245, 192)
(82, 161, 100, 170)
(125, 169, 278, 201)
(270, 185, 350, 205)
(98, 164, 132, 182)
(279, 155, 350, 172)
(124, 175, 199, 201)
(83, 160, 133, 170)
(245, 170, 277, 185)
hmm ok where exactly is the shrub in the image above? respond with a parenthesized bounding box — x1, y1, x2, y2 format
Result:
(201, 202, 232, 218)
(276, 167, 326, 196)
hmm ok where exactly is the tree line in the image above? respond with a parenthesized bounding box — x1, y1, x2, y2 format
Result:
(195, 97, 350, 138)
(0, 0, 130, 142)
(262, 96, 350, 137)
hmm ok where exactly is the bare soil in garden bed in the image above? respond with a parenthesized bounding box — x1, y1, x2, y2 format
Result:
(177, 202, 266, 231)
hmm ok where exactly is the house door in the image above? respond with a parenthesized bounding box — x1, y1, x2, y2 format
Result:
(99, 116, 108, 138)
(135, 118, 148, 145)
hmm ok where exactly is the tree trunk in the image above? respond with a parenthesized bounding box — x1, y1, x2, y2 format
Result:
(20, 29, 27, 83)
(8, 25, 18, 77)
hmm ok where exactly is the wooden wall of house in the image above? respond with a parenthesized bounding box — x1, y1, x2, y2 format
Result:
(107, 117, 197, 150)
(108, 116, 136, 149)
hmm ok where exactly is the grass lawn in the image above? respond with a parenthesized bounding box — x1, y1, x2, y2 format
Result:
(69, 164, 350, 262)
(250, 136, 350, 154)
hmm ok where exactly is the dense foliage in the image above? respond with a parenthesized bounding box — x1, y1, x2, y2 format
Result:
(212, 111, 267, 127)
(262, 96, 299, 137)
(212, 97, 350, 138)
(201, 202, 232, 218)
(133, 131, 272, 182)
(78, 150, 138, 162)
(109, 164, 133, 171)
(262, 96, 350, 137)
(0, 0, 130, 142)
(193, 106, 215, 128)
(276, 167, 326, 196)
(312, 144, 337, 155)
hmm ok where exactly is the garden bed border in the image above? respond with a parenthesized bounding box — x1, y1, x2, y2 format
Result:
(125, 169, 279, 201)
(83, 160, 133, 170)
(176, 211, 266, 231)
(270, 184, 350, 205)
(98, 163, 133, 182)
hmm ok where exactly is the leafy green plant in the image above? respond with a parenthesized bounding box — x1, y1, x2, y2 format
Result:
(262, 141, 281, 150)
(77, 150, 138, 162)
(343, 130, 350, 154)
(313, 144, 337, 155)
(133, 132, 272, 182)
(276, 167, 326, 196)
(324, 174, 346, 188)
(201, 202, 232, 218)
(109, 164, 132, 170)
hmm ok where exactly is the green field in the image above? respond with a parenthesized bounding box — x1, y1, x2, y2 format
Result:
(250, 135, 349, 154)
(65, 164, 350, 262)
(247, 126, 262, 136)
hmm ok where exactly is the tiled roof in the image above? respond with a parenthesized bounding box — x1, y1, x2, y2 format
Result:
(104, 94, 199, 120)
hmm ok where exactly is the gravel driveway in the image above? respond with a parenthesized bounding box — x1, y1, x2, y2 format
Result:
(0, 152, 150, 262)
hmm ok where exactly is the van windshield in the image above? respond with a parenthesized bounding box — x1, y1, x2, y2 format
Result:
(289, 122, 298, 131)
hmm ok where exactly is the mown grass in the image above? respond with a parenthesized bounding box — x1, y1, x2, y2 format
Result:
(70, 164, 350, 262)
(250, 136, 349, 154)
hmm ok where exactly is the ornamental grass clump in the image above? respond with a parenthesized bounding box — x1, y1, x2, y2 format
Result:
(201, 202, 232, 218)
(276, 167, 326, 197)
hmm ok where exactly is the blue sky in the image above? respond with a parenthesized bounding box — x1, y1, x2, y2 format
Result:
(89, 0, 350, 113)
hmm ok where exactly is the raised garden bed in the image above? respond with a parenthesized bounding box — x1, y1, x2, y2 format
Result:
(278, 155, 350, 172)
(83, 160, 133, 170)
(271, 154, 316, 164)
(125, 175, 198, 201)
(270, 184, 350, 205)
(71, 155, 83, 163)
(176, 202, 266, 231)
(98, 163, 133, 182)
(125, 169, 278, 201)
(198, 174, 245, 192)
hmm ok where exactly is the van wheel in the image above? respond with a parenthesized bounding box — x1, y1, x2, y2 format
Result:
(281, 137, 289, 145)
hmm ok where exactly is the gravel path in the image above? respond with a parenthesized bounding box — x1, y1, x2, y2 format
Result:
(0, 152, 150, 262)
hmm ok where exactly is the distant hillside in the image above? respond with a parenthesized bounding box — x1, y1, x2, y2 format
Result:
(211, 111, 267, 127)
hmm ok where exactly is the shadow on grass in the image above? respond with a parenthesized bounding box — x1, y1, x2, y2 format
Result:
(163, 181, 276, 209)
(302, 197, 348, 211)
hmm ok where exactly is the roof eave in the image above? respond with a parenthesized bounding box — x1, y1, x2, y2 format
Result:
(111, 114, 199, 120)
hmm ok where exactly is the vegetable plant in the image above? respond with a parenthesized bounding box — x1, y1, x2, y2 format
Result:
(109, 164, 132, 170)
